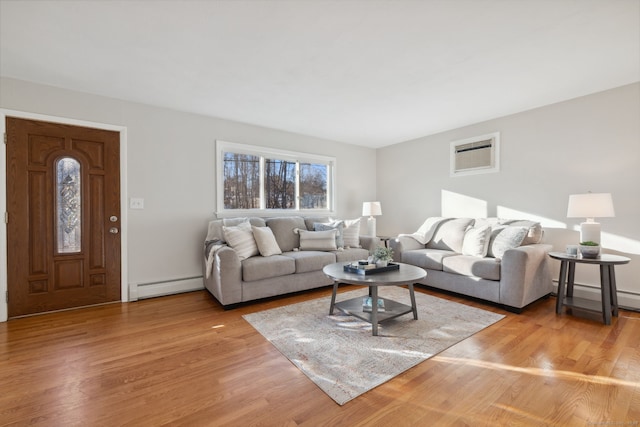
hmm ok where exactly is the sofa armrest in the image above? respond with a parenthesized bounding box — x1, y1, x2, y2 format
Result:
(203, 245, 243, 307)
(389, 236, 424, 262)
(500, 243, 553, 309)
(359, 235, 380, 252)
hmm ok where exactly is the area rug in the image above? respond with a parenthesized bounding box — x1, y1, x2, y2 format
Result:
(243, 287, 505, 405)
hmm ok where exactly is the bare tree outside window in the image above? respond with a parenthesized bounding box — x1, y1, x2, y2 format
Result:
(223, 152, 260, 209)
(217, 141, 334, 214)
(265, 158, 295, 209)
(299, 162, 327, 209)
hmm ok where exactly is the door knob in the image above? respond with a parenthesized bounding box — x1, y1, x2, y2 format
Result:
(110, 216, 118, 222)
(109, 227, 119, 234)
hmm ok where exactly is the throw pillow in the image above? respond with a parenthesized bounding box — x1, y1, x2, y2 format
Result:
(408, 217, 447, 244)
(296, 229, 338, 251)
(461, 225, 491, 257)
(342, 218, 361, 248)
(502, 220, 544, 245)
(488, 226, 528, 259)
(223, 220, 259, 260)
(252, 226, 282, 257)
(314, 221, 344, 248)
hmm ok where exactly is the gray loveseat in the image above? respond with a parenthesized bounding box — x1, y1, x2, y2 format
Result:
(203, 216, 378, 308)
(389, 217, 553, 312)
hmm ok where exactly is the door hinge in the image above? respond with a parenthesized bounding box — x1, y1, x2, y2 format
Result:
(4, 212, 7, 224)
(5, 291, 7, 304)
(3, 133, 6, 144)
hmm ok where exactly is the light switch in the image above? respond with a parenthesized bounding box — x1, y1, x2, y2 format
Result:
(129, 198, 144, 209)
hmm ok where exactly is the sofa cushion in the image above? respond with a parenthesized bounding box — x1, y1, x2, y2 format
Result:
(207, 217, 266, 242)
(488, 226, 528, 259)
(461, 225, 491, 257)
(266, 217, 307, 252)
(223, 220, 259, 260)
(314, 221, 344, 248)
(334, 247, 370, 263)
(427, 218, 474, 252)
(304, 216, 331, 231)
(241, 255, 296, 282)
(342, 218, 361, 248)
(252, 226, 282, 257)
(297, 229, 338, 251)
(472, 218, 501, 230)
(282, 251, 336, 273)
(442, 255, 501, 281)
(402, 249, 457, 271)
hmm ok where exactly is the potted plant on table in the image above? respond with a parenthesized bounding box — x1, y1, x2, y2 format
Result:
(579, 241, 600, 259)
(372, 246, 394, 267)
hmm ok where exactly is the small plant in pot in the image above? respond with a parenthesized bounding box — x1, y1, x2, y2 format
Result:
(372, 246, 394, 267)
(579, 241, 600, 259)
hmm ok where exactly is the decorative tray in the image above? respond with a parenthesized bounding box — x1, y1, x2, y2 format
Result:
(343, 262, 400, 275)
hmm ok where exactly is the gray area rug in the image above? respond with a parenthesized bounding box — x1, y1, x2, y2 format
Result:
(243, 287, 505, 405)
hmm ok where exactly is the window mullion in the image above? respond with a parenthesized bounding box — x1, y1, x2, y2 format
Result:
(295, 161, 300, 210)
(259, 156, 265, 209)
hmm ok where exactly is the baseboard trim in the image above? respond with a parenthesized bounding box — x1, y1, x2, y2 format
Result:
(133, 276, 204, 300)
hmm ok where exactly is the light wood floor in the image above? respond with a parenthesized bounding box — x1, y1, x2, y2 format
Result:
(1, 286, 639, 426)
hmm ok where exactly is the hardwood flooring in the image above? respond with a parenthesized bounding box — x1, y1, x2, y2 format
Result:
(1, 286, 639, 426)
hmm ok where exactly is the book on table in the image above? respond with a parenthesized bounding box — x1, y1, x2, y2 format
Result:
(362, 296, 385, 312)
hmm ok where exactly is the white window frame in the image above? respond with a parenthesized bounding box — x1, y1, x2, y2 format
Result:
(216, 140, 336, 217)
(450, 132, 500, 177)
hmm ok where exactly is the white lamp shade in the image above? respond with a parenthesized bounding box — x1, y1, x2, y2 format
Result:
(362, 201, 382, 217)
(567, 193, 615, 219)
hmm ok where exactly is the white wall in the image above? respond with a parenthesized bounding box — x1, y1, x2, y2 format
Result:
(377, 83, 640, 309)
(2, 76, 638, 312)
(0, 77, 377, 305)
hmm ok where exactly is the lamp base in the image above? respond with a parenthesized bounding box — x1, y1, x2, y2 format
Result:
(367, 217, 376, 237)
(580, 221, 600, 244)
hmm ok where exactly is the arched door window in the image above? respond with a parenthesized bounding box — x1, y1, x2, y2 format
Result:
(56, 157, 82, 253)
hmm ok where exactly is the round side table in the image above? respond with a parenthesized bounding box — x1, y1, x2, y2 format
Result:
(549, 252, 630, 325)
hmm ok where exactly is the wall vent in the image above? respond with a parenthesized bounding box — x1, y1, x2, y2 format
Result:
(450, 132, 500, 177)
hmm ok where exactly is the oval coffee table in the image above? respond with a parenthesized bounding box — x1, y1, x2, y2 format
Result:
(323, 262, 427, 336)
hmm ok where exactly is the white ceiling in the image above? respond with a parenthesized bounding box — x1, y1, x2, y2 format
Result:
(1, 0, 639, 148)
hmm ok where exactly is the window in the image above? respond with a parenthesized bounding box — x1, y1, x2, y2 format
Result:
(216, 141, 335, 216)
(450, 132, 500, 177)
(55, 157, 82, 253)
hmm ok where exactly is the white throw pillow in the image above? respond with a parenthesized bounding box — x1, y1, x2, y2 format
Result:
(410, 217, 447, 244)
(296, 229, 338, 251)
(223, 220, 259, 260)
(502, 220, 544, 245)
(252, 226, 282, 257)
(342, 218, 361, 248)
(462, 225, 491, 257)
(488, 226, 528, 259)
(315, 221, 345, 248)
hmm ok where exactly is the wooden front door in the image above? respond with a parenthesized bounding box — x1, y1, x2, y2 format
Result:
(6, 118, 121, 318)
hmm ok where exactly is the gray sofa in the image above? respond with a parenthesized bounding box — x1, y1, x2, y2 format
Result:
(203, 216, 378, 308)
(389, 217, 553, 312)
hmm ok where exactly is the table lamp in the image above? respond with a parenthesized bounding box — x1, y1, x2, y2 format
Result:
(362, 201, 382, 237)
(567, 192, 615, 244)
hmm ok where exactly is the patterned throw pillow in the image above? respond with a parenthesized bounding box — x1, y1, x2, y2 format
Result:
(314, 221, 344, 248)
(488, 226, 528, 259)
(223, 220, 259, 260)
(296, 229, 338, 251)
(252, 226, 282, 257)
(342, 218, 361, 248)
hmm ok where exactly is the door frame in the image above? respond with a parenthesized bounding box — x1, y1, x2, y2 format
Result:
(0, 109, 129, 322)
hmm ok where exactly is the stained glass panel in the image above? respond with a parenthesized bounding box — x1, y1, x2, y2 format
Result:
(56, 157, 81, 253)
